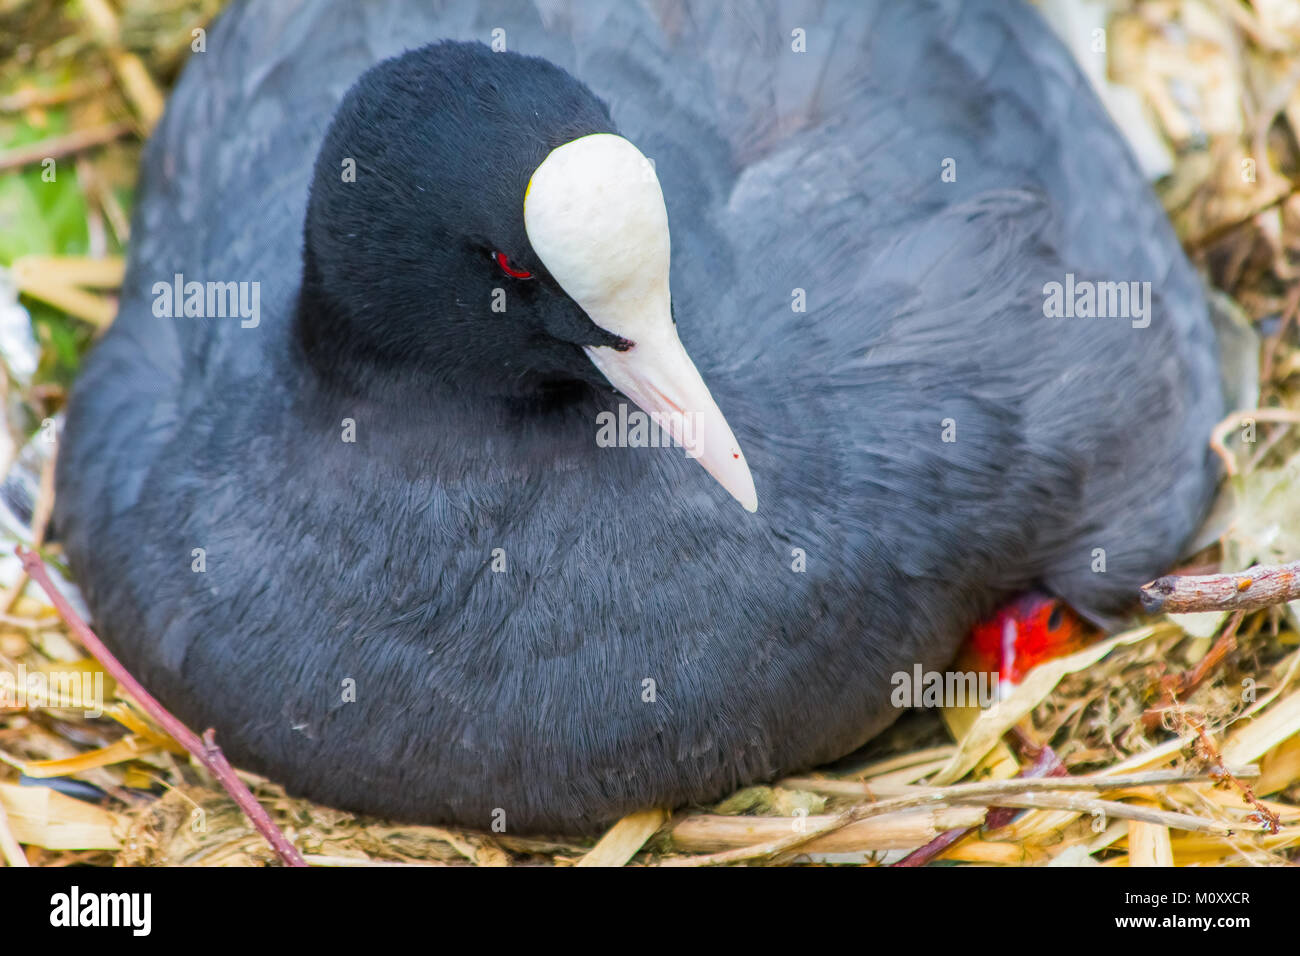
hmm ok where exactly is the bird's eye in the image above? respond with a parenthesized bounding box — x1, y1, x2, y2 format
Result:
(494, 251, 533, 279)
(1047, 605, 1064, 631)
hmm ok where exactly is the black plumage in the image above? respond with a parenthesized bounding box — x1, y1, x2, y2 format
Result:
(55, 0, 1221, 833)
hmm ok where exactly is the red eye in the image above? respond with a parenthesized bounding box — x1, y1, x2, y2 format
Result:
(494, 251, 532, 279)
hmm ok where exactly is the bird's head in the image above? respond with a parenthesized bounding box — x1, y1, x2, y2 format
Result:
(299, 41, 756, 511)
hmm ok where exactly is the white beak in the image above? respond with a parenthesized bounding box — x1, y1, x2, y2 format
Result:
(524, 133, 758, 512)
(585, 328, 757, 512)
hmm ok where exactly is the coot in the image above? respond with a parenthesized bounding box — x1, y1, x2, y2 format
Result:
(55, 0, 1222, 833)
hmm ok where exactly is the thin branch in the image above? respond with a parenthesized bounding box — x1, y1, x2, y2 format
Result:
(1182, 705, 1281, 835)
(660, 765, 1257, 866)
(658, 804, 875, 867)
(953, 793, 1238, 835)
(892, 741, 1065, 867)
(1141, 559, 1300, 614)
(1185, 184, 1300, 253)
(888, 820, 970, 866)
(0, 73, 111, 112)
(0, 123, 133, 172)
(15, 546, 306, 867)
(78, 0, 165, 129)
(783, 765, 1254, 799)
(1144, 611, 1244, 729)
(1208, 408, 1300, 478)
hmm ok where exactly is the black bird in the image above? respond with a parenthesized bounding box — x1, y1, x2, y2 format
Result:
(55, 0, 1222, 834)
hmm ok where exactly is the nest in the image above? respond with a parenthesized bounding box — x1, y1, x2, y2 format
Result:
(2, 0, 1300, 867)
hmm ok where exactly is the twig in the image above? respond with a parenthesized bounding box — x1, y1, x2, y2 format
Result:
(892, 738, 1065, 867)
(0, 123, 133, 172)
(1141, 559, 1300, 614)
(889, 820, 969, 866)
(786, 766, 1253, 800)
(1143, 611, 1244, 730)
(659, 804, 874, 866)
(667, 808, 985, 859)
(14, 546, 306, 866)
(1185, 185, 1300, 253)
(662, 765, 1257, 866)
(1260, 284, 1300, 385)
(79, 0, 165, 130)
(1182, 706, 1281, 835)
(1208, 409, 1300, 478)
(0, 613, 54, 630)
(985, 736, 1068, 830)
(958, 793, 1238, 835)
(0, 73, 111, 112)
